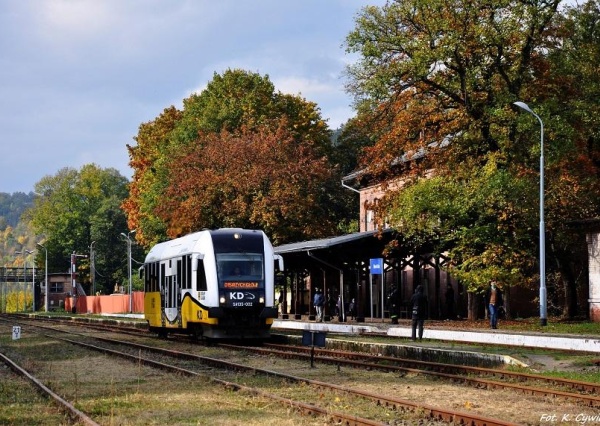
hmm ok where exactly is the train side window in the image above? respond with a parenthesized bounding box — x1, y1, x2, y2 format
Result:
(153, 262, 159, 292)
(196, 260, 207, 291)
(144, 262, 159, 292)
(177, 259, 182, 289)
(152, 262, 158, 292)
(182, 257, 187, 289)
(185, 255, 192, 289)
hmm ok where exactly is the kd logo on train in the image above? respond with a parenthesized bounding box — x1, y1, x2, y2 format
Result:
(228, 292, 256, 300)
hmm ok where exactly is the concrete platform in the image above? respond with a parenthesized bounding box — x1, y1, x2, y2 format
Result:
(272, 319, 600, 354)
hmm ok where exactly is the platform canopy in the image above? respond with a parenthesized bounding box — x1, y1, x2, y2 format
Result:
(274, 229, 402, 270)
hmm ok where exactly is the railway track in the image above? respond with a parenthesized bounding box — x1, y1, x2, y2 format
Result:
(1, 321, 383, 425)
(1, 317, 521, 425)
(4, 314, 600, 424)
(241, 342, 600, 404)
(0, 350, 100, 426)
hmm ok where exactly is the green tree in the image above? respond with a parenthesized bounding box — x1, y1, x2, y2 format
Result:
(26, 164, 132, 295)
(345, 0, 600, 318)
(125, 69, 348, 247)
(527, 0, 600, 316)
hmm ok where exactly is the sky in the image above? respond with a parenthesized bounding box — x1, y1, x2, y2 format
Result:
(0, 0, 385, 194)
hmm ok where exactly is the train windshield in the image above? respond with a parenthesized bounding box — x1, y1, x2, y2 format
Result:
(216, 253, 264, 282)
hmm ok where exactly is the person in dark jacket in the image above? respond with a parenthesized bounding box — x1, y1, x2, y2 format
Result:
(348, 298, 356, 320)
(410, 285, 428, 341)
(313, 288, 324, 322)
(485, 281, 504, 329)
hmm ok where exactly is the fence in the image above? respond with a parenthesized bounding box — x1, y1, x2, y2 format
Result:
(65, 292, 145, 314)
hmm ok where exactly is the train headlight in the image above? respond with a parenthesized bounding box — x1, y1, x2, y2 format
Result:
(219, 296, 226, 304)
(259, 296, 265, 304)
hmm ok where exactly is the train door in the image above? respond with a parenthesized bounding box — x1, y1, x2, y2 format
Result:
(161, 260, 180, 323)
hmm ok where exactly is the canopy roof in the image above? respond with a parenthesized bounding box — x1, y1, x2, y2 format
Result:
(275, 230, 384, 254)
(274, 229, 399, 270)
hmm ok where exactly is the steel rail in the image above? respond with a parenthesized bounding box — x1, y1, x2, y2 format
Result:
(44, 331, 520, 426)
(265, 342, 600, 394)
(222, 343, 600, 407)
(43, 334, 387, 426)
(5, 315, 600, 405)
(0, 350, 100, 426)
(7, 315, 597, 422)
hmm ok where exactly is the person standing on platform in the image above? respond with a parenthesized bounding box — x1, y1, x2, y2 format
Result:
(348, 298, 356, 320)
(410, 285, 428, 341)
(313, 288, 324, 322)
(485, 281, 503, 329)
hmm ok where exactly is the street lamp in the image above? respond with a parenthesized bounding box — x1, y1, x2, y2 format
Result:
(37, 243, 48, 312)
(514, 101, 547, 326)
(120, 230, 136, 313)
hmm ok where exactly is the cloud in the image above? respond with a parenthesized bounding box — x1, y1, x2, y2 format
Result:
(0, 0, 384, 193)
(274, 76, 340, 98)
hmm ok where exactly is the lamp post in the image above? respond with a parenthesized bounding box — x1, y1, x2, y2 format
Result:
(120, 230, 136, 313)
(514, 101, 547, 326)
(37, 243, 48, 312)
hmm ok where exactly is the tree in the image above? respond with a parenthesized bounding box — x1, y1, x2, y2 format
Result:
(345, 0, 600, 317)
(124, 106, 182, 248)
(26, 164, 132, 295)
(124, 69, 348, 248)
(157, 120, 337, 245)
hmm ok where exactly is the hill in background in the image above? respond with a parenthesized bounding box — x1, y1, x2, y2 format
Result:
(0, 192, 34, 230)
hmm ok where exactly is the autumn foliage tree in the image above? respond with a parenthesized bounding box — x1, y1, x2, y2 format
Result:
(123, 106, 182, 248)
(125, 69, 347, 248)
(157, 120, 336, 244)
(345, 0, 600, 317)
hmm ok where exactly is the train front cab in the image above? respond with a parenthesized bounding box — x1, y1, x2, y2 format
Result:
(202, 246, 279, 338)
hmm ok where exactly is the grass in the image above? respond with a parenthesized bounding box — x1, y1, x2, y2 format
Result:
(0, 330, 333, 425)
(0, 362, 72, 425)
(502, 317, 600, 335)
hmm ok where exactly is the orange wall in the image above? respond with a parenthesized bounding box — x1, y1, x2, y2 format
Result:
(65, 292, 145, 314)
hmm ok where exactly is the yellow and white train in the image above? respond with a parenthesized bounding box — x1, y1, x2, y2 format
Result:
(143, 228, 283, 339)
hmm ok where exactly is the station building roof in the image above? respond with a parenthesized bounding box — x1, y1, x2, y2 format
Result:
(274, 229, 400, 270)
